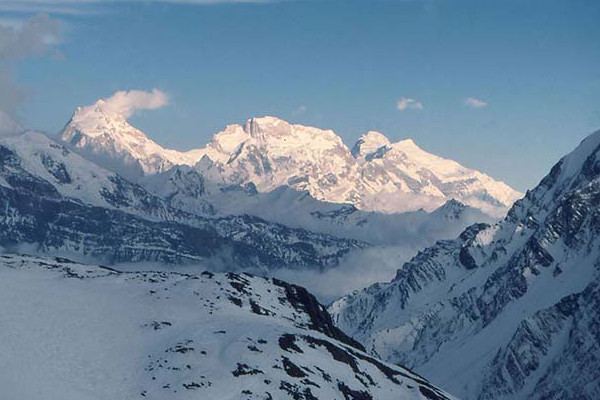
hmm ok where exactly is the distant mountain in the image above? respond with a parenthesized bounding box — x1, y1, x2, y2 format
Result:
(61, 99, 521, 216)
(60, 99, 204, 179)
(330, 130, 600, 400)
(142, 165, 494, 247)
(0, 131, 363, 270)
(0, 253, 456, 400)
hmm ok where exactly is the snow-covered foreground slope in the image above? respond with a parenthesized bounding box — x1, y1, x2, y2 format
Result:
(330, 130, 600, 400)
(0, 132, 363, 271)
(0, 254, 456, 400)
(61, 97, 521, 216)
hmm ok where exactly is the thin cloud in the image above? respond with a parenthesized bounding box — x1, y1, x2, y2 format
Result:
(465, 97, 488, 109)
(0, 18, 28, 29)
(100, 89, 169, 118)
(0, 109, 24, 137)
(0, 0, 280, 14)
(0, 2, 97, 15)
(397, 97, 423, 111)
(291, 105, 307, 116)
(0, 13, 61, 133)
(0, 13, 61, 59)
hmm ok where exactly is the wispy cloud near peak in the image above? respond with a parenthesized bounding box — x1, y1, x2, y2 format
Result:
(100, 89, 169, 118)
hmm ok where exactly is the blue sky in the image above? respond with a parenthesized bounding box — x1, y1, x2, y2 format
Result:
(2, 0, 600, 191)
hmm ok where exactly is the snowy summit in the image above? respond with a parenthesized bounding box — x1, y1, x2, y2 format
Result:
(61, 100, 522, 217)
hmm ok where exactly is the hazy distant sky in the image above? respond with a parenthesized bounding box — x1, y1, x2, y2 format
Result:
(2, 0, 600, 191)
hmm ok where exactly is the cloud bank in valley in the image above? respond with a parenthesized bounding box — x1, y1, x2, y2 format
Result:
(99, 89, 169, 118)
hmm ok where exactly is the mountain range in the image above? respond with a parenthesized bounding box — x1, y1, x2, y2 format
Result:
(0, 97, 508, 281)
(61, 98, 521, 217)
(330, 130, 600, 400)
(3, 94, 598, 400)
(0, 131, 364, 270)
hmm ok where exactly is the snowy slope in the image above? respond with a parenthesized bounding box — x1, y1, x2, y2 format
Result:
(0, 253, 456, 400)
(0, 131, 176, 218)
(60, 99, 521, 216)
(350, 132, 520, 217)
(0, 132, 363, 270)
(330, 130, 600, 400)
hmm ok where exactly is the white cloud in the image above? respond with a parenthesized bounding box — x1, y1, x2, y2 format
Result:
(464, 97, 488, 109)
(100, 89, 169, 118)
(0, 110, 24, 137)
(0, 2, 94, 16)
(0, 18, 28, 29)
(0, 0, 277, 13)
(397, 97, 423, 111)
(0, 13, 61, 132)
(291, 105, 307, 116)
(0, 13, 61, 60)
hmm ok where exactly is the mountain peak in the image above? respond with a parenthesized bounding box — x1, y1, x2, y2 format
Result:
(395, 138, 419, 148)
(247, 115, 287, 126)
(388, 138, 426, 157)
(64, 101, 145, 144)
(351, 131, 391, 158)
(244, 116, 291, 139)
(363, 130, 390, 144)
(60, 98, 202, 178)
(556, 128, 600, 184)
(432, 198, 468, 219)
(507, 128, 600, 223)
(59, 100, 522, 216)
(243, 116, 340, 144)
(208, 124, 249, 156)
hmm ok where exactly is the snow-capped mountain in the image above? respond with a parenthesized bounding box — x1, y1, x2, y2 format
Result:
(0, 253, 456, 400)
(0, 128, 497, 304)
(61, 99, 204, 180)
(0, 131, 363, 270)
(142, 165, 494, 246)
(347, 131, 519, 217)
(60, 99, 521, 216)
(330, 130, 600, 400)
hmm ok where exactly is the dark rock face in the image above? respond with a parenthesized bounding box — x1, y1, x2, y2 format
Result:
(458, 246, 478, 270)
(41, 153, 72, 184)
(272, 278, 365, 351)
(331, 130, 600, 400)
